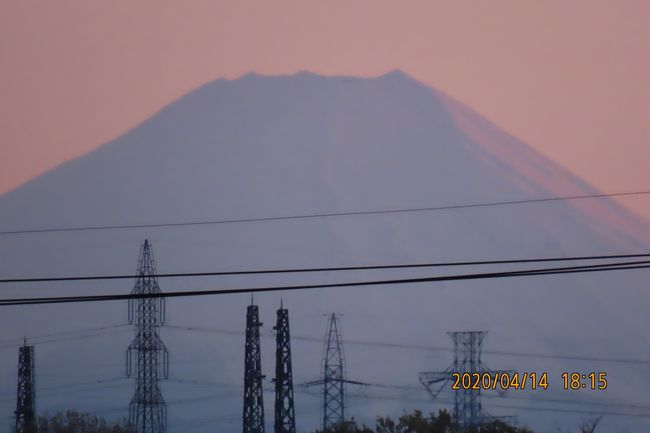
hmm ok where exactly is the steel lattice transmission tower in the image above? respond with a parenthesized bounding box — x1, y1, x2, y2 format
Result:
(15, 340, 35, 433)
(243, 299, 265, 433)
(273, 301, 296, 433)
(299, 314, 366, 430)
(449, 331, 485, 427)
(322, 313, 346, 430)
(419, 331, 508, 430)
(126, 239, 169, 433)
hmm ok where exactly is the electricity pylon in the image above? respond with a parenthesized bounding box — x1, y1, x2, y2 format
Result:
(126, 239, 169, 433)
(300, 314, 366, 431)
(419, 331, 509, 430)
(273, 301, 296, 433)
(322, 313, 345, 429)
(15, 340, 35, 433)
(243, 299, 265, 433)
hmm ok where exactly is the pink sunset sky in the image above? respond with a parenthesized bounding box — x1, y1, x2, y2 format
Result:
(1, 1, 649, 220)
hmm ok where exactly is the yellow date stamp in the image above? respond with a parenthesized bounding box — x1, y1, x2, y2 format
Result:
(452, 372, 548, 390)
(561, 372, 607, 390)
(451, 371, 608, 390)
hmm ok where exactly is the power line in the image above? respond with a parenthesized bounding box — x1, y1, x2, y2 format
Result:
(358, 381, 650, 412)
(0, 325, 131, 351)
(166, 324, 650, 366)
(0, 377, 131, 402)
(5, 329, 131, 347)
(159, 384, 650, 421)
(487, 403, 650, 418)
(296, 386, 650, 419)
(0, 378, 232, 403)
(493, 392, 650, 413)
(0, 375, 129, 396)
(335, 387, 650, 420)
(0, 259, 647, 307)
(166, 378, 241, 389)
(81, 376, 650, 421)
(0, 324, 129, 346)
(2, 253, 649, 284)
(1, 190, 649, 236)
(349, 338, 650, 366)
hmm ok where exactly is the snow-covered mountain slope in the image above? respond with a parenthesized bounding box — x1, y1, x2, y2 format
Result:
(0, 71, 648, 433)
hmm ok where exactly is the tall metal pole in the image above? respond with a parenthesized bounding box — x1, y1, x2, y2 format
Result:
(15, 340, 35, 433)
(243, 298, 265, 433)
(273, 301, 296, 433)
(126, 239, 169, 433)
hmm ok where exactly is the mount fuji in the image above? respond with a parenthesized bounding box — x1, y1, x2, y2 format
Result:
(0, 70, 648, 433)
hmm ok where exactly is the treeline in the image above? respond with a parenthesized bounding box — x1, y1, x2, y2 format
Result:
(314, 409, 602, 433)
(314, 410, 532, 433)
(13, 411, 134, 433)
(13, 409, 602, 433)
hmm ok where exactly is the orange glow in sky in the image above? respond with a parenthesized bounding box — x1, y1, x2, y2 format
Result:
(1, 1, 649, 219)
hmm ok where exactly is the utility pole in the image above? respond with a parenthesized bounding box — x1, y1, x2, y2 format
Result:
(273, 301, 296, 433)
(15, 340, 35, 433)
(243, 298, 265, 433)
(126, 239, 169, 433)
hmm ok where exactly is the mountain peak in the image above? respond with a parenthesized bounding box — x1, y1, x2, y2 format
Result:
(234, 69, 416, 84)
(0, 69, 648, 433)
(379, 68, 411, 79)
(1, 69, 647, 247)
